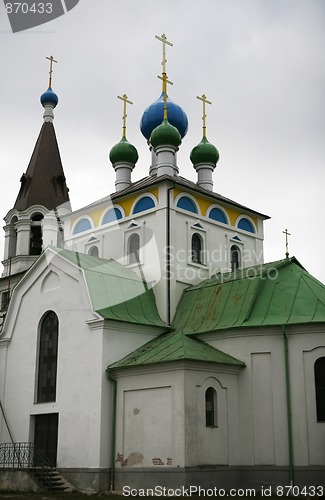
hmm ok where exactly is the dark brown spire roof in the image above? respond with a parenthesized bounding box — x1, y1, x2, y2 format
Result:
(14, 121, 70, 211)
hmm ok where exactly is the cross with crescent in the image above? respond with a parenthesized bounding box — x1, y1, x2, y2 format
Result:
(283, 228, 291, 258)
(46, 55, 57, 88)
(197, 94, 212, 138)
(117, 94, 133, 138)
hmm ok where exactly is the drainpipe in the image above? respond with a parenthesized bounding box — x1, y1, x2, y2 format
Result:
(167, 185, 175, 326)
(282, 324, 294, 486)
(106, 370, 117, 492)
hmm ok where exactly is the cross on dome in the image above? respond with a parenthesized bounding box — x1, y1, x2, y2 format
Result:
(46, 55, 57, 88)
(197, 94, 212, 138)
(117, 94, 133, 138)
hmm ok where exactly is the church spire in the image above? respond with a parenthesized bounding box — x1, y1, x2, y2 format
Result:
(14, 56, 69, 211)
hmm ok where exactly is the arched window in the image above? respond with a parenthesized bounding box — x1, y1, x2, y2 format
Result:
(102, 207, 122, 225)
(315, 357, 325, 422)
(37, 312, 59, 403)
(230, 245, 241, 271)
(30, 213, 43, 256)
(192, 233, 203, 264)
(133, 196, 155, 214)
(238, 218, 255, 233)
(209, 207, 228, 224)
(72, 218, 92, 235)
(205, 387, 217, 427)
(128, 233, 140, 264)
(177, 196, 198, 214)
(88, 246, 99, 257)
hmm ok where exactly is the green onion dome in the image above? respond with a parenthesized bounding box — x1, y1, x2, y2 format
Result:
(190, 136, 219, 166)
(109, 136, 139, 165)
(150, 118, 182, 149)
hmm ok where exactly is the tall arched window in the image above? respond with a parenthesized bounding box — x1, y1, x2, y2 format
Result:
(230, 245, 241, 271)
(192, 233, 203, 264)
(8, 216, 18, 258)
(205, 387, 217, 427)
(37, 312, 59, 403)
(30, 213, 44, 256)
(315, 357, 325, 422)
(128, 233, 140, 265)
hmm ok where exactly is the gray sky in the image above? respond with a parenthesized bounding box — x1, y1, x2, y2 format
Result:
(1, 0, 324, 283)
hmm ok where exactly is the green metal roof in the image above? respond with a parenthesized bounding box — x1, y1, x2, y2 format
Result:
(108, 329, 245, 370)
(52, 248, 166, 327)
(172, 257, 325, 334)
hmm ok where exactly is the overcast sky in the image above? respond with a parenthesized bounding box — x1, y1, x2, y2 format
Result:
(1, 0, 324, 283)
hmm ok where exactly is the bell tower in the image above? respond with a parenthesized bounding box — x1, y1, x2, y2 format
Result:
(2, 56, 71, 278)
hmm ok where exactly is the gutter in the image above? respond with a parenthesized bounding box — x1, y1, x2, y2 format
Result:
(106, 370, 117, 492)
(167, 185, 175, 326)
(282, 324, 294, 486)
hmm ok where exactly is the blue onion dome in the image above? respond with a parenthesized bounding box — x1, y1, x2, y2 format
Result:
(140, 92, 188, 140)
(40, 87, 58, 108)
(190, 136, 219, 166)
(150, 118, 182, 149)
(109, 136, 139, 165)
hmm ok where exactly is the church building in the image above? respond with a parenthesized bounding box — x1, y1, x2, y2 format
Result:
(0, 38, 324, 494)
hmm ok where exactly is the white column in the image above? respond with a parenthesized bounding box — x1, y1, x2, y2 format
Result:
(15, 218, 31, 256)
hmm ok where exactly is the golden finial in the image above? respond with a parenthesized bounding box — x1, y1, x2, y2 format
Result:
(46, 55, 57, 88)
(196, 94, 212, 138)
(155, 34, 174, 119)
(117, 94, 133, 138)
(283, 229, 291, 259)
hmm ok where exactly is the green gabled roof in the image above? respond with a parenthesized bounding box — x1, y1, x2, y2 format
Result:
(108, 329, 245, 370)
(172, 257, 325, 334)
(51, 247, 166, 327)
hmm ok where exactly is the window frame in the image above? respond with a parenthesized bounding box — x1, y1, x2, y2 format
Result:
(36, 311, 59, 404)
(205, 387, 217, 428)
(315, 357, 325, 422)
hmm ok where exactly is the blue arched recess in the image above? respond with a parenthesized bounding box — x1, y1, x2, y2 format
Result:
(102, 208, 122, 224)
(238, 218, 255, 233)
(209, 207, 228, 224)
(73, 218, 92, 234)
(133, 196, 155, 214)
(176, 196, 198, 214)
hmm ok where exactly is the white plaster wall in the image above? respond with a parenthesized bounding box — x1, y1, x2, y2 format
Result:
(199, 326, 325, 467)
(183, 366, 240, 467)
(113, 366, 185, 468)
(0, 251, 167, 472)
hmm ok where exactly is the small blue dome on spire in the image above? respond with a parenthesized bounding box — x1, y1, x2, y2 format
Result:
(140, 92, 188, 140)
(40, 87, 58, 108)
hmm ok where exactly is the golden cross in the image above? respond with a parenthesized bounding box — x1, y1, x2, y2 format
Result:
(197, 94, 212, 138)
(117, 94, 133, 137)
(46, 55, 57, 88)
(155, 33, 173, 75)
(283, 228, 291, 258)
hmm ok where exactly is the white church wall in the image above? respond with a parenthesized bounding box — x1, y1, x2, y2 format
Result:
(198, 326, 325, 468)
(100, 323, 167, 468)
(113, 365, 186, 469)
(289, 331, 325, 466)
(183, 365, 241, 467)
(0, 257, 106, 469)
